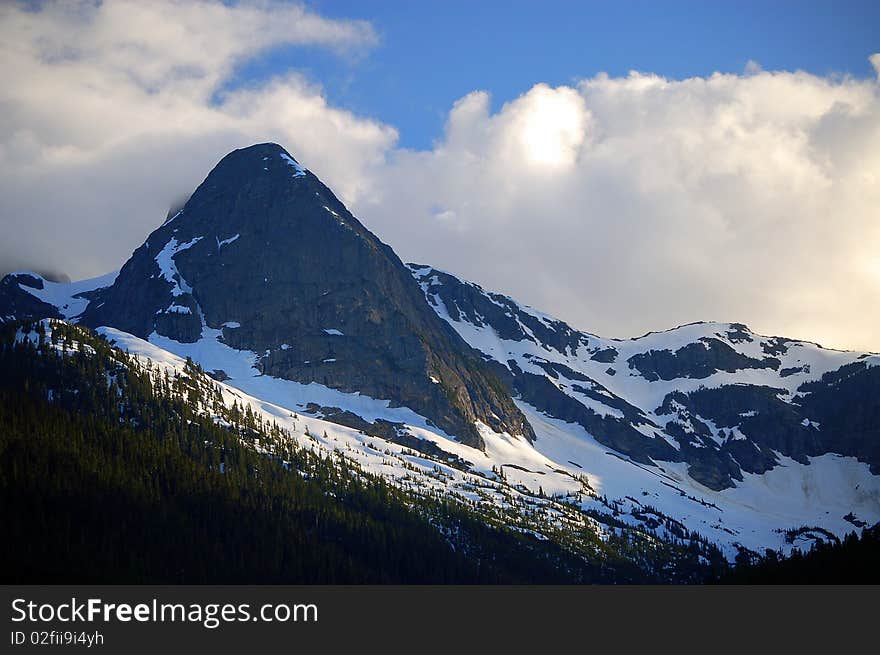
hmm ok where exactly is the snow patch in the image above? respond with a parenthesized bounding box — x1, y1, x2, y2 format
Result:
(279, 153, 306, 177)
(155, 237, 202, 297)
(216, 234, 240, 249)
(163, 305, 192, 315)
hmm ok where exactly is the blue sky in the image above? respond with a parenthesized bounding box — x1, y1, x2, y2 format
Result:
(229, 0, 880, 149)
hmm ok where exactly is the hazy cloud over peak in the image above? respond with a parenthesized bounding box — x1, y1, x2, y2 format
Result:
(0, 0, 392, 277)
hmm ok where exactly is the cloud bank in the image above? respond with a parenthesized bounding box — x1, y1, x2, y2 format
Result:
(0, 0, 392, 273)
(361, 70, 880, 352)
(1, 1, 879, 351)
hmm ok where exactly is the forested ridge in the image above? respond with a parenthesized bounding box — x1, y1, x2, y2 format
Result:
(718, 524, 880, 584)
(0, 320, 652, 583)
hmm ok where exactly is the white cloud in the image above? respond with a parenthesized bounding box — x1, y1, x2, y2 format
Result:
(356, 68, 880, 352)
(871, 53, 880, 78)
(0, 0, 392, 276)
(744, 60, 763, 75)
(1, 2, 878, 352)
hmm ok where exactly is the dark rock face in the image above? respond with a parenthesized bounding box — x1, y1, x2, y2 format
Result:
(626, 338, 780, 382)
(656, 388, 794, 488)
(724, 323, 753, 343)
(412, 266, 586, 355)
(654, 369, 880, 485)
(761, 338, 790, 356)
(797, 363, 880, 474)
(0, 274, 61, 323)
(80, 143, 532, 448)
(590, 348, 618, 363)
(79, 243, 197, 340)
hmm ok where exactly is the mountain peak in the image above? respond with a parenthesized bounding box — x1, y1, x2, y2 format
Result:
(222, 141, 297, 162)
(74, 142, 535, 447)
(189, 143, 310, 198)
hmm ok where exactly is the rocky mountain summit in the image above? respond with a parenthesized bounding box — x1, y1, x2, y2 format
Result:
(75, 143, 532, 447)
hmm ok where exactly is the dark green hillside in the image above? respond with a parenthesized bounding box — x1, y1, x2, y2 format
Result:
(0, 321, 665, 583)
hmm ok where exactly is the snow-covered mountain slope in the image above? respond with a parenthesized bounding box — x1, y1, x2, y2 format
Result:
(1, 142, 878, 562)
(14, 310, 877, 558)
(102, 321, 880, 557)
(404, 265, 880, 543)
(0, 271, 117, 323)
(4, 271, 879, 558)
(14, 319, 646, 569)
